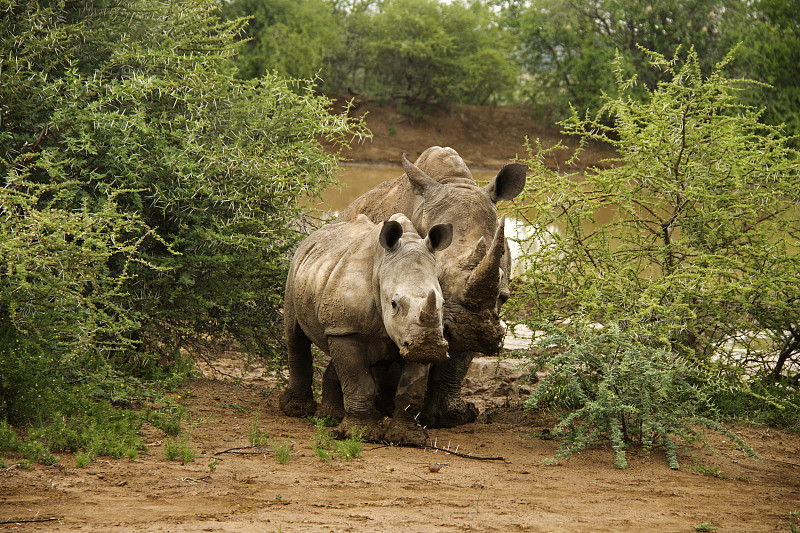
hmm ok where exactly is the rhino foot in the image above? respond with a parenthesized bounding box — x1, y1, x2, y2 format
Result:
(316, 401, 345, 423)
(279, 389, 317, 418)
(383, 419, 428, 446)
(421, 398, 479, 428)
(332, 416, 383, 444)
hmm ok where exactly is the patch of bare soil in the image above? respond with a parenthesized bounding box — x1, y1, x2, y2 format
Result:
(2, 354, 800, 533)
(3, 106, 799, 532)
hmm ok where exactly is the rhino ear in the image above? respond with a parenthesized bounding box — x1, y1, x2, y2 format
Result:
(426, 223, 453, 252)
(379, 220, 404, 252)
(402, 153, 439, 195)
(485, 163, 527, 203)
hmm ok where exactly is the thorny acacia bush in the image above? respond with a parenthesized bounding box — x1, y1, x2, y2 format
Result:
(524, 323, 755, 469)
(505, 48, 800, 465)
(0, 0, 364, 462)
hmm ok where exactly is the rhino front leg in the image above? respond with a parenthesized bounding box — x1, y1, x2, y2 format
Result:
(383, 361, 429, 446)
(317, 362, 345, 422)
(421, 351, 479, 428)
(328, 336, 383, 443)
(279, 319, 317, 418)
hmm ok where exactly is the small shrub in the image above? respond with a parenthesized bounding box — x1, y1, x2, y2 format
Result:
(694, 522, 717, 532)
(248, 418, 270, 447)
(335, 431, 364, 461)
(164, 436, 196, 464)
(523, 323, 756, 469)
(273, 440, 292, 464)
(75, 452, 91, 468)
(309, 419, 363, 462)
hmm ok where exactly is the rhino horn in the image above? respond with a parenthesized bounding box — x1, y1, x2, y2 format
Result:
(418, 289, 439, 326)
(402, 153, 439, 193)
(463, 216, 506, 309)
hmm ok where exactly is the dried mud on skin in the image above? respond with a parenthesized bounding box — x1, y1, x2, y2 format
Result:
(2, 375, 799, 533)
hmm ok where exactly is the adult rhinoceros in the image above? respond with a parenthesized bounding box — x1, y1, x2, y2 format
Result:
(337, 147, 527, 428)
(279, 213, 453, 444)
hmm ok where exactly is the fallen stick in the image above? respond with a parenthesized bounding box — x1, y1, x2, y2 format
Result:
(0, 518, 61, 525)
(214, 445, 270, 456)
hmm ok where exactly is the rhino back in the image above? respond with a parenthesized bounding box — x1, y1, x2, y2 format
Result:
(287, 217, 384, 350)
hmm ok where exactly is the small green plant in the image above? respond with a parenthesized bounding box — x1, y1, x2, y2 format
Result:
(335, 430, 364, 461)
(690, 461, 749, 481)
(208, 459, 219, 473)
(309, 419, 363, 461)
(788, 510, 800, 533)
(272, 439, 292, 464)
(248, 418, 270, 446)
(691, 462, 723, 478)
(221, 403, 249, 414)
(164, 436, 196, 464)
(143, 397, 187, 437)
(75, 451, 91, 468)
(694, 521, 717, 532)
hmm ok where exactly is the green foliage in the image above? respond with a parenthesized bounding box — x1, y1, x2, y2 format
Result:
(721, 0, 800, 145)
(0, 420, 57, 466)
(164, 435, 196, 464)
(218, 0, 340, 81)
(523, 324, 755, 469)
(511, 47, 800, 395)
(272, 439, 292, 464)
(141, 397, 188, 436)
(362, 0, 517, 109)
(248, 417, 270, 446)
(221, 0, 517, 112)
(508, 47, 799, 466)
(694, 522, 718, 532)
(1, 0, 363, 458)
(506, 0, 742, 121)
(75, 452, 91, 468)
(309, 418, 363, 461)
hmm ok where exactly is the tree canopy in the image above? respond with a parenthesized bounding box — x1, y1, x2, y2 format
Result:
(220, 0, 799, 137)
(0, 0, 363, 458)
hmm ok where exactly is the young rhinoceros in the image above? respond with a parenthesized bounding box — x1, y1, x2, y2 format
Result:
(279, 213, 453, 444)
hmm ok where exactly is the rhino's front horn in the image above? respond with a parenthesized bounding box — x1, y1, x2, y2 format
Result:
(463, 216, 506, 310)
(418, 289, 439, 326)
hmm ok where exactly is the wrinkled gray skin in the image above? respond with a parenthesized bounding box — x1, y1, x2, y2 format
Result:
(279, 213, 453, 445)
(337, 147, 527, 428)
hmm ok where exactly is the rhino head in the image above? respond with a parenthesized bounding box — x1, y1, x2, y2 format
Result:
(401, 154, 527, 356)
(377, 214, 453, 364)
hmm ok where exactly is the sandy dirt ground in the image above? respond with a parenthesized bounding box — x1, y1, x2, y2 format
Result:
(2, 354, 799, 533)
(2, 104, 800, 532)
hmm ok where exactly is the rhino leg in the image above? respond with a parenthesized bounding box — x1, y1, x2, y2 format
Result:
(317, 362, 345, 422)
(421, 351, 479, 428)
(279, 319, 317, 418)
(383, 361, 429, 446)
(372, 360, 401, 418)
(328, 336, 383, 443)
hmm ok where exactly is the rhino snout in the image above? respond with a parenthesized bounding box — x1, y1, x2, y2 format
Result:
(399, 328, 449, 365)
